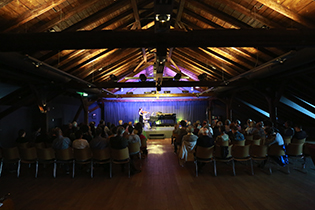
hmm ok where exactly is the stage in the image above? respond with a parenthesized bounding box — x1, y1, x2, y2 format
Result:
(144, 126, 174, 139)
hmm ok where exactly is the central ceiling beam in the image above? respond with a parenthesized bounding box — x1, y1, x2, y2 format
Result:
(95, 80, 221, 88)
(1, 29, 315, 51)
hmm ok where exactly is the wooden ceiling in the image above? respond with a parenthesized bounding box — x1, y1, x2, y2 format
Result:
(0, 0, 315, 99)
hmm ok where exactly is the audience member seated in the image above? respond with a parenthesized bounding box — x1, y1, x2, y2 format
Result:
(264, 127, 284, 146)
(230, 125, 245, 142)
(127, 126, 141, 146)
(216, 125, 230, 145)
(245, 120, 256, 135)
(252, 121, 265, 140)
(110, 126, 128, 150)
(52, 127, 72, 150)
(90, 127, 109, 149)
(293, 124, 307, 140)
(173, 120, 187, 153)
(234, 119, 242, 132)
(224, 119, 231, 133)
(212, 121, 223, 139)
(179, 126, 198, 162)
(72, 130, 90, 149)
(135, 123, 147, 157)
(16, 129, 30, 148)
(80, 124, 93, 142)
(283, 120, 295, 137)
(196, 127, 214, 148)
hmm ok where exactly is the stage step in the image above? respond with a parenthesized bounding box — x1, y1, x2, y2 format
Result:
(148, 133, 165, 139)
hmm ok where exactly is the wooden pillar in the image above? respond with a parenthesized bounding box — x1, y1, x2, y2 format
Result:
(81, 97, 89, 125)
(266, 96, 277, 124)
(40, 112, 49, 133)
(100, 100, 105, 121)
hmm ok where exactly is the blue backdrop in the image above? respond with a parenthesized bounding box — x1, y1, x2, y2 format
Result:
(103, 100, 208, 125)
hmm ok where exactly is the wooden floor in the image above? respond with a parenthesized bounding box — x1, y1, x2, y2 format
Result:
(1, 139, 315, 210)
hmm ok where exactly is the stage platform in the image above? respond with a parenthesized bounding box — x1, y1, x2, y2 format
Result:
(144, 126, 174, 139)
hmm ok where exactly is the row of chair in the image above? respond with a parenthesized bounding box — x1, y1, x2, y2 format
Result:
(0, 141, 142, 178)
(193, 142, 310, 177)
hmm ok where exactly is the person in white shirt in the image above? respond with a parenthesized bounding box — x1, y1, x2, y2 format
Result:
(72, 130, 89, 149)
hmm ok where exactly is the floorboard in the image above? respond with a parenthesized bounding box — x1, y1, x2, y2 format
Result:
(1, 138, 315, 210)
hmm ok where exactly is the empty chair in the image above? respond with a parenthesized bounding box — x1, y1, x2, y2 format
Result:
(19, 147, 38, 177)
(0, 147, 21, 177)
(73, 147, 93, 178)
(286, 143, 305, 173)
(92, 147, 111, 177)
(111, 147, 130, 178)
(232, 144, 253, 175)
(36, 148, 56, 177)
(194, 146, 216, 177)
(214, 145, 235, 176)
(55, 147, 74, 177)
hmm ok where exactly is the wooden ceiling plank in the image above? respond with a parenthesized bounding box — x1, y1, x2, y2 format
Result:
(186, 0, 252, 29)
(184, 47, 240, 77)
(119, 61, 154, 83)
(255, 0, 315, 28)
(3, 0, 68, 32)
(218, 0, 284, 28)
(32, 0, 104, 33)
(176, 47, 240, 77)
(64, 0, 131, 32)
(184, 9, 224, 29)
(78, 49, 139, 79)
(0, 0, 13, 9)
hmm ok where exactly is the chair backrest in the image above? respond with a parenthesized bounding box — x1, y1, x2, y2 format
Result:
(92, 147, 110, 160)
(251, 145, 268, 157)
(55, 147, 73, 160)
(292, 138, 306, 144)
(283, 136, 292, 145)
(3, 147, 20, 160)
(35, 142, 46, 149)
(17, 142, 29, 149)
(260, 137, 266, 146)
(268, 144, 285, 156)
(245, 135, 253, 141)
(195, 146, 214, 160)
(215, 145, 233, 158)
(219, 140, 230, 147)
(111, 147, 129, 161)
(286, 143, 304, 156)
(74, 147, 92, 161)
(19, 147, 37, 160)
(233, 140, 245, 146)
(37, 148, 55, 160)
(128, 142, 140, 154)
(232, 144, 250, 158)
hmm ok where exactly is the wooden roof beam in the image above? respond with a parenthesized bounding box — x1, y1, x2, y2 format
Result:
(1, 29, 315, 51)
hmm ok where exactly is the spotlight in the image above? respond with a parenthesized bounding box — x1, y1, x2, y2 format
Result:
(198, 73, 207, 81)
(174, 73, 181, 81)
(139, 74, 147, 82)
(110, 74, 118, 82)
